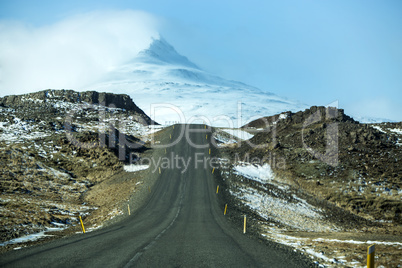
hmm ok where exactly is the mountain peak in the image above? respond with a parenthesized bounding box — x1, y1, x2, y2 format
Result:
(88, 38, 306, 127)
(137, 37, 199, 69)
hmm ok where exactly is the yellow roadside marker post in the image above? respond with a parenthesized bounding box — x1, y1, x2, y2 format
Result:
(206, 134, 208, 139)
(159, 167, 161, 174)
(170, 134, 172, 139)
(128, 204, 130, 216)
(243, 215, 246, 234)
(209, 148, 211, 155)
(216, 185, 219, 194)
(79, 216, 86, 234)
(212, 168, 215, 174)
(224, 204, 227, 215)
(367, 245, 375, 268)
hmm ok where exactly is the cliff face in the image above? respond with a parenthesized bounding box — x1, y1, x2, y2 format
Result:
(0, 89, 156, 125)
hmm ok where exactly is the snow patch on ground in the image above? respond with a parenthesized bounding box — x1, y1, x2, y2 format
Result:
(0, 100, 165, 144)
(233, 187, 329, 232)
(264, 228, 402, 267)
(0, 223, 69, 246)
(106, 209, 123, 221)
(389, 128, 402, 135)
(371, 125, 386, 133)
(229, 163, 336, 232)
(0, 116, 49, 143)
(46, 167, 71, 179)
(234, 163, 274, 184)
(396, 139, 402, 147)
(261, 232, 332, 265)
(213, 132, 237, 146)
(123, 164, 149, 172)
(278, 113, 288, 120)
(313, 238, 402, 246)
(221, 128, 254, 140)
(371, 126, 402, 136)
(262, 229, 356, 267)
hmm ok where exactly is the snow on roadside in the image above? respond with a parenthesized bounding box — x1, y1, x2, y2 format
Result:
(123, 164, 149, 172)
(221, 128, 254, 140)
(0, 223, 69, 246)
(262, 226, 402, 267)
(313, 238, 402, 247)
(146, 125, 165, 134)
(233, 162, 288, 190)
(0, 232, 51, 247)
(106, 209, 123, 221)
(234, 163, 274, 184)
(233, 187, 331, 232)
(213, 131, 237, 145)
(261, 230, 345, 266)
(230, 162, 336, 232)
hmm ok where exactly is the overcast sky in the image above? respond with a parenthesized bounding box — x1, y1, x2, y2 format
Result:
(0, 0, 401, 121)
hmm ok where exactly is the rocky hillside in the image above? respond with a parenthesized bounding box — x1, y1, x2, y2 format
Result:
(0, 89, 159, 245)
(212, 106, 401, 266)
(239, 106, 402, 224)
(0, 89, 156, 125)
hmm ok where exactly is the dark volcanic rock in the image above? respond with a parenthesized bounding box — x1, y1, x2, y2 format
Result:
(0, 89, 157, 125)
(233, 106, 402, 224)
(0, 89, 156, 245)
(243, 106, 356, 129)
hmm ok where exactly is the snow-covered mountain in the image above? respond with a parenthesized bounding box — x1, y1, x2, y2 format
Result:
(86, 37, 306, 127)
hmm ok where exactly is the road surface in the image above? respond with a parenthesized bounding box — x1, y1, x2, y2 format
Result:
(0, 124, 310, 267)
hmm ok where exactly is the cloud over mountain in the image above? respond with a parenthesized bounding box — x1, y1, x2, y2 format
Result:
(0, 10, 159, 96)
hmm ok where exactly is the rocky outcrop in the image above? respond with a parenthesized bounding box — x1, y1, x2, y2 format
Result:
(243, 106, 356, 129)
(0, 89, 157, 245)
(233, 106, 402, 224)
(0, 89, 157, 125)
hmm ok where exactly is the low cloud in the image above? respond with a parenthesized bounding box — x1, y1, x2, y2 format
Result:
(345, 97, 400, 122)
(0, 10, 159, 96)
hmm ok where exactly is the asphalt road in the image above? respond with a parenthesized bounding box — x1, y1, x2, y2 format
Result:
(0, 124, 310, 267)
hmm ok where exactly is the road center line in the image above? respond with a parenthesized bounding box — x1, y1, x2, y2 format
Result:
(123, 177, 186, 268)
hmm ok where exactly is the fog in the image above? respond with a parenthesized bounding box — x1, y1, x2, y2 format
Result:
(0, 10, 159, 96)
